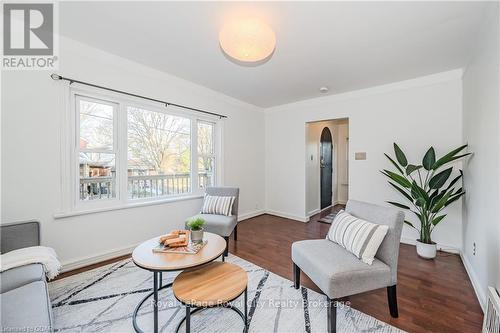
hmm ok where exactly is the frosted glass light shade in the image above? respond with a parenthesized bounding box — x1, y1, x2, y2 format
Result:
(219, 18, 276, 63)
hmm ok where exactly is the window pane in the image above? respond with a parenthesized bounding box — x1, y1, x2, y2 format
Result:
(198, 156, 215, 189)
(79, 153, 116, 200)
(79, 99, 114, 150)
(198, 122, 214, 155)
(198, 121, 215, 189)
(127, 107, 191, 198)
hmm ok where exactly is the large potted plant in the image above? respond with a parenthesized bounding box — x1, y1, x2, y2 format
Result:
(382, 143, 469, 259)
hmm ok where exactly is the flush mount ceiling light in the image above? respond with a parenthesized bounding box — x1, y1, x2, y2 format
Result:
(219, 18, 276, 64)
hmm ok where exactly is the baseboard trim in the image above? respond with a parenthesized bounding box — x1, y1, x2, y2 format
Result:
(308, 202, 345, 217)
(265, 210, 309, 222)
(460, 251, 486, 311)
(238, 209, 266, 221)
(307, 208, 321, 217)
(320, 205, 332, 212)
(60, 244, 137, 273)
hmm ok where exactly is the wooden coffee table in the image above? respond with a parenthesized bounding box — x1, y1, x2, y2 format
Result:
(132, 232, 226, 333)
(173, 262, 248, 333)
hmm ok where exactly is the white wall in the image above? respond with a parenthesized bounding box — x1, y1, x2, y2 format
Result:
(266, 70, 464, 248)
(462, 2, 500, 306)
(305, 119, 349, 216)
(1, 36, 266, 268)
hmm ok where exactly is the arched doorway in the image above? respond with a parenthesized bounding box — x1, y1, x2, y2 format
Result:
(320, 127, 333, 209)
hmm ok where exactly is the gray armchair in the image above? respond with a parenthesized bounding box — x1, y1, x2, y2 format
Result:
(291, 200, 404, 333)
(1, 221, 54, 332)
(186, 187, 239, 258)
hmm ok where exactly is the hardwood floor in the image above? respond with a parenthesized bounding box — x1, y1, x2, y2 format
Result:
(57, 206, 484, 332)
(229, 207, 484, 333)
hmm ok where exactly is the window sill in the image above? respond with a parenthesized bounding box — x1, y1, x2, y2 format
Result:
(54, 194, 204, 219)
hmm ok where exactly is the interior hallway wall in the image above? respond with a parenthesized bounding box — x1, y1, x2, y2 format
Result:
(335, 121, 349, 204)
(265, 70, 464, 247)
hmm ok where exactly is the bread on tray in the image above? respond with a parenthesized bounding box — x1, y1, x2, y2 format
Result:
(159, 230, 190, 248)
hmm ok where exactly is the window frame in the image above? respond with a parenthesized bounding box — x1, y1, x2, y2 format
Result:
(197, 120, 217, 189)
(75, 94, 119, 205)
(59, 84, 223, 215)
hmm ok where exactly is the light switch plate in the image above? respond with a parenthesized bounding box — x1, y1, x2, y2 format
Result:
(355, 152, 367, 160)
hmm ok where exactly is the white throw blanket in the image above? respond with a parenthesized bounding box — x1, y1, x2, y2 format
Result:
(0, 246, 61, 280)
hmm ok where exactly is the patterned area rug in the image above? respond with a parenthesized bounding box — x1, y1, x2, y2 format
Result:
(318, 206, 344, 224)
(49, 255, 404, 333)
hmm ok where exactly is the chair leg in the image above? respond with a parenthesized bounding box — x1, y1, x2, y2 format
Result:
(293, 262, 300, 289)
(224, 236, 229, 257)
(387, 285, 399, 318)
(327, 297, 337, 333)
(234, 224, 238, 241)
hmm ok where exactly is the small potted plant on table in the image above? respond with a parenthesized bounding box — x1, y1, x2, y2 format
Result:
(382, 143, 470, 259)
(187, 217, 206, 244)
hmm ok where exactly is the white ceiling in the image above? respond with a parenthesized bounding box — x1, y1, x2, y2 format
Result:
(60, 1, 487, 108)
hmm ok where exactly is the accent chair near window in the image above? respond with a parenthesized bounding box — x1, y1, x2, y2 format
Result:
(0, 221, 54, 332)
(291, 200, 404, 333)
(186, 187, 240, 258)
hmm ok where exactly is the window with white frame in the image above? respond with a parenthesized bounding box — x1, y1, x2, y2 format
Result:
(77, 96, 118, 201)
(69, 88, 219, 210)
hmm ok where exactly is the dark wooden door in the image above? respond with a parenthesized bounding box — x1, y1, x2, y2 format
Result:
(320, 127, 333, 209)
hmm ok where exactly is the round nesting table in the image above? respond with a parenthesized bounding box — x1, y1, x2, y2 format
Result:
(173, 262, 248, 333)
(132, 232, 226, 333)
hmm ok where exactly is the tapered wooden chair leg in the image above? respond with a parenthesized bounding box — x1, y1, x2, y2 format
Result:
(327, 297, 337, 333)
(224, 236, 229, 257)
(293, 262, 300, 289)
(387, 285, 399, 318)
(234, 225, 238, 241)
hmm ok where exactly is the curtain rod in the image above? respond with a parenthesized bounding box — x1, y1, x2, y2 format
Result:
(50, 74, 227, 119)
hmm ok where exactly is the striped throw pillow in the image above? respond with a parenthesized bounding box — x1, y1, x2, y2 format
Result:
(201, 195, 235, 216)
(326, 210, 389, 265)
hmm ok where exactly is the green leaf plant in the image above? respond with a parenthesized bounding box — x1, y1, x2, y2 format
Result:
(186, 217, 205, 231)
(381, 143, 470, 244)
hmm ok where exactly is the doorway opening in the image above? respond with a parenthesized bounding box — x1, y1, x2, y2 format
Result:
(320, 127, 333, 209)
(305, 118, 349, 217)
